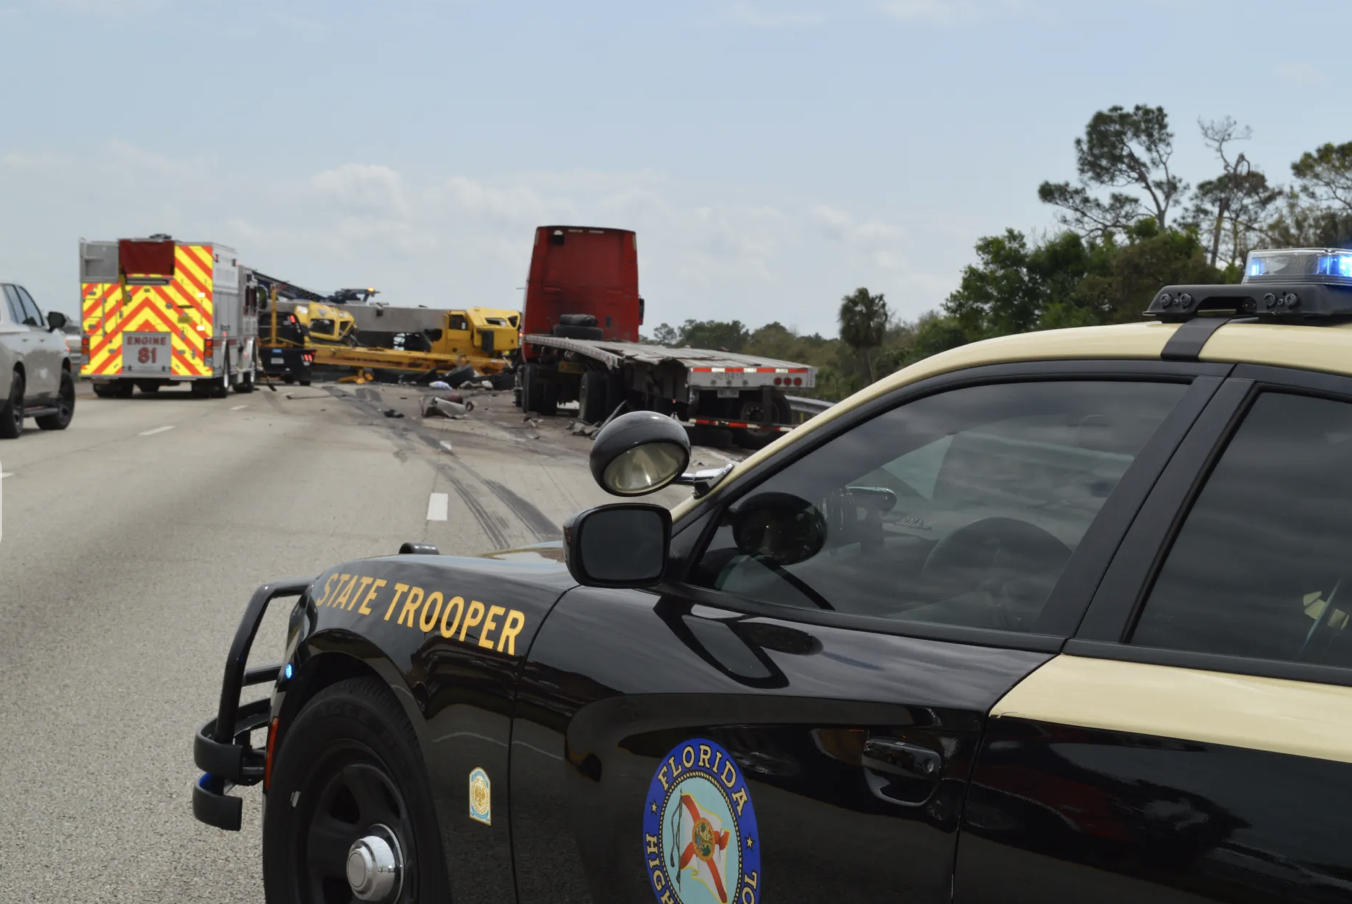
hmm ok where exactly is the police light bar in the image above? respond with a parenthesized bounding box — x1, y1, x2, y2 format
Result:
(1244, 248, 1352, 286)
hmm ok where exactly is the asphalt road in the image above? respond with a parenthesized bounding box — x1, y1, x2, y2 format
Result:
(0, 379, 734, 903)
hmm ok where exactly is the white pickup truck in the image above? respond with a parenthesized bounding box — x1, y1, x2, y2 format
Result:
(0, 282, 76, 439)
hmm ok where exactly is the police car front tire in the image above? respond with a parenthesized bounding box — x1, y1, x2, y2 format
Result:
(262, 677, 448, 904)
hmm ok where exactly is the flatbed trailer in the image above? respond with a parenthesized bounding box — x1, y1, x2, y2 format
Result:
(520, 332, 816, 448)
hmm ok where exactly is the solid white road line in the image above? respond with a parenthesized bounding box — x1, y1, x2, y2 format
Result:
(426, 493, 449, 521)
(139, 426, 175, 436)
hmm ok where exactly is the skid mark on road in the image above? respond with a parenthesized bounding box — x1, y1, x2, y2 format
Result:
(482, 478, 560, 541)
(138, 426, 175, 436)
(427, 492, 449, 521)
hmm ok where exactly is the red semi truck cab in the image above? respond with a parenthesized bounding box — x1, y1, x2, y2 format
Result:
(519, 226, 642, 356)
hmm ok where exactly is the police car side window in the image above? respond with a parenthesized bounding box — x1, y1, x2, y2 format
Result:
(686, 380, 1187, 633)
(1132, 392, 1352, 667)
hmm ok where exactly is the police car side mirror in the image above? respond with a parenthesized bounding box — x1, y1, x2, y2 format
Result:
(562, 504, 671, 588)
(590, 411, 691, 497)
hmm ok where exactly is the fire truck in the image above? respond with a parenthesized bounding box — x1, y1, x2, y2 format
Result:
(515, 225, 816, 447)
(79, 235, 259, 397)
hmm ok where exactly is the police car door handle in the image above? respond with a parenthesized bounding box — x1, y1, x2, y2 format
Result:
(861, 737, 942, 780)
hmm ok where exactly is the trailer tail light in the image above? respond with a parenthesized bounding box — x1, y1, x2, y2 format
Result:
(264, 716, 280, 791)
(774, 377, 782, 385)
(794, 377, 802, 386)
(303, 352, 314, 364)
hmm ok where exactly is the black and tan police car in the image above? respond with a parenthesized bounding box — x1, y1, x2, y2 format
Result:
(195, 246, 1352, 904)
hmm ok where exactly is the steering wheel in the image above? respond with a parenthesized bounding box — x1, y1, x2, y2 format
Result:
(921, 517, 1073, 602)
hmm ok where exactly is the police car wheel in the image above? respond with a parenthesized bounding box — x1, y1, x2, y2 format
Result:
(262, 677, 448, 904)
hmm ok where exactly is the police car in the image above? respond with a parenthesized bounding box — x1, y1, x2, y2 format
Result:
(195, 247, 1352, 904)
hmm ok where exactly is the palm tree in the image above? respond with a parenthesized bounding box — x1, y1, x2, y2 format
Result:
(838, 287, 890, 384)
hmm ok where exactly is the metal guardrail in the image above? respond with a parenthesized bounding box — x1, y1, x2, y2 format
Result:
(786, 395, 834, 424)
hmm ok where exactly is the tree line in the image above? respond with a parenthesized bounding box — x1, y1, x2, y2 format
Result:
(644, 105, 1352, 401)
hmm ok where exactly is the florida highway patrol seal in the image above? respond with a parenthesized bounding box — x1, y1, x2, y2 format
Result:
(643, 738, 761, 904)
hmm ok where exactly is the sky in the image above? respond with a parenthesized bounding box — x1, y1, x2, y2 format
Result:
(1, 0, 1347, 335)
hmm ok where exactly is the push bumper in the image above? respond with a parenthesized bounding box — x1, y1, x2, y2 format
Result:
(192, 576, 314, 831)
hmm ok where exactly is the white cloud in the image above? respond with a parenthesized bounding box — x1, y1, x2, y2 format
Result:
(0, 142, 958, 331)
(878, 0, 1049, 25)
(728, 2, 827, 28)
(1276, 61, 1323, 85)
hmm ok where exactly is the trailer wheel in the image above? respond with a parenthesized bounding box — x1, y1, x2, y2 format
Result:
(578, 370, 607, 424)
(538, 375, 559, 417)
(735, 396, 792, 449)
(283, 374, 296, 385)
(262, 677, 449, 904)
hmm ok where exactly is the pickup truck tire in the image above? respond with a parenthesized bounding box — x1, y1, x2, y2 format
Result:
(551, 324, 605, 340)
(579, 370, 607, 424)
(36, 372, 75, 431)
(262, 677, 449, 904)
(0, 370, 22, 439)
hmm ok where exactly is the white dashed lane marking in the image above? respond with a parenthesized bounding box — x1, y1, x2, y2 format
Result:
(439, 441, 453, 452)
(230, 405, 248, 411)
(426, 493, 449, 521)
(139, 426, 175, 437)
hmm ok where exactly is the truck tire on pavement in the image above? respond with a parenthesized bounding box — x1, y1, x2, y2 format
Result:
(521, 363, 541, 414)
(138, 382, 160, 394)
(262, 678, 449, 904)
(0, 370, 23, 439)
(36, 371, 75, 431)
(235, 364, 255, 394)
(579, 370, 607, 424)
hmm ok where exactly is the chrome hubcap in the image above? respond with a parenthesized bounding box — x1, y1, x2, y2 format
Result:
(345, 824, 403, 902)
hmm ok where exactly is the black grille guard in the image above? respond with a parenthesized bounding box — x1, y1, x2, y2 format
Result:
(192, 576, 314, 831)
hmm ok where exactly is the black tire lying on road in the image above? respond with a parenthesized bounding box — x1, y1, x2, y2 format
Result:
(262, 677, 449, 904)
(578, 369, 608, 424)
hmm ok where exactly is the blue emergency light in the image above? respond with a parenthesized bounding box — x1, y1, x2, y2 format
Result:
(1148, 246, 1352, 321)
(1244, 248, 1352, 285)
